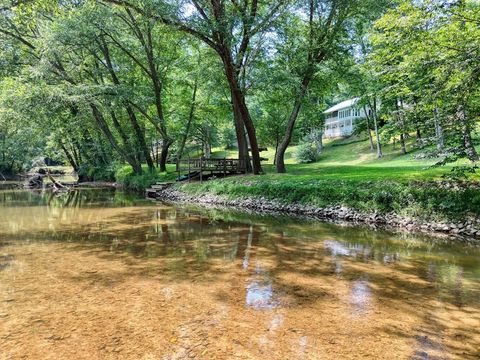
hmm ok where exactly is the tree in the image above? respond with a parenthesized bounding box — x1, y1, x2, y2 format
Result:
(274, 0, 389, 172)
(369, 0, 480, 162)
(104, 0, 291, 174)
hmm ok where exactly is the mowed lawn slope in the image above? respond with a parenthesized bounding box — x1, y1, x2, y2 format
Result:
(211, 135, 479, 181)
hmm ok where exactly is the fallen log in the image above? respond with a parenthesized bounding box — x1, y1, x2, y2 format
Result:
(47, 171, 69, 191)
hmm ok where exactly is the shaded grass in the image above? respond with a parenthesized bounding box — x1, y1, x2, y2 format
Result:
(210, 135, 479, 181)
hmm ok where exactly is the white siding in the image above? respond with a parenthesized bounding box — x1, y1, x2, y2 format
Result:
(323, 103, 369, 138)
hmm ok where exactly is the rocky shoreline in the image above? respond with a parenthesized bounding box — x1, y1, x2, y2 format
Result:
(151, 186, 480, 243)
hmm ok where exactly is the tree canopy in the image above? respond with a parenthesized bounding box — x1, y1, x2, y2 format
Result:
(0, 0, 478, 178)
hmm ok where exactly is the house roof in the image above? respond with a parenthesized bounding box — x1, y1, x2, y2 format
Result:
(323, 98, 359, 114)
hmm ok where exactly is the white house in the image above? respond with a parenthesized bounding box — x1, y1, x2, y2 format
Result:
(323, 98, 370, 138)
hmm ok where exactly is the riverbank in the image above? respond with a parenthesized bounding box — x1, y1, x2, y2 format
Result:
(151, 180, 480, 243)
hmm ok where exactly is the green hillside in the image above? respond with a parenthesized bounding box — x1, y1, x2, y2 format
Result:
(209, 135, 479, 182)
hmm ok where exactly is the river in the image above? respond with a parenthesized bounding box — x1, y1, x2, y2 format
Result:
(0, 186, 479, 359)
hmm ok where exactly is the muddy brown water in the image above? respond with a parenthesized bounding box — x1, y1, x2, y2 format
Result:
(0, 187, 479, 359)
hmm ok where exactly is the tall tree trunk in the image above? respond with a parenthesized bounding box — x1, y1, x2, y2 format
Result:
(59, 141, 79, 172)
(232, 92, 252, 173)
(276, 66, 315, 173)
(370, 97, 383, 159)
(396, 99, 407, 155)
(400, 133, 407, 155)
(416, 128, 421, 141)
(159, 140, 172, 172)
(273, 135, 279, 166)
(125, 106, 155, 171)
(457, 104, 479, 161)
(222, 51, 262, 174)
(364, 106, 375, 151)
(177, 75, 198, 161)
(99, 38, 155, 171)
(110, 110, 134, 159)
(90, 104, 143, 174)
(100, 38, 155, 171)
(204, 140, 211, 159)
(314, 132, 323, 155)
(433, 108, 445, 151)
(115, 13, 172, 169)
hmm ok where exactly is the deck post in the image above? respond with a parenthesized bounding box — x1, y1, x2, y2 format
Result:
(200, 157, 203, 182)
(223, 158, 226, 177)
(188, 157, 191, 183)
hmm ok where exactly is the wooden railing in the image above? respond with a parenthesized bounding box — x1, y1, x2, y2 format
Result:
(176, 158, 247, 174)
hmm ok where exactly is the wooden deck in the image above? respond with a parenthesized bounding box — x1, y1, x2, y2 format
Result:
(176, 158, 246, 181)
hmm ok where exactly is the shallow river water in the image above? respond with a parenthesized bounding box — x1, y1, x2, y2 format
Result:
(0, 187, 479, 359)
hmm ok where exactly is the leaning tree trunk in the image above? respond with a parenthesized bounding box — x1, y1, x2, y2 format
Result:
(457, 104, 479, 161)
(100, 38, 155, 172)
(159, 140, 173, 172)
(90, 104, 143, 175)
(276, 66, 314, 173)
(59, 141, 79, 173)
(125, 105, 155, 171)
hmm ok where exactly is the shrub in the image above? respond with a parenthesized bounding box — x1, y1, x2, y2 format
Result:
(78, 164, 116, 182)
(115, 166, 158, 192)
(115, 165, 177, 192)
(295, 143, 317, 163)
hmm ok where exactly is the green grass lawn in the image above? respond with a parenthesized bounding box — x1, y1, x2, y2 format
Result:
(208, 135, 479, 182)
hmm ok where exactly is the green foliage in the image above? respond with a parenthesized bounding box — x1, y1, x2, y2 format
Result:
(295, 143, 317, 164)
(366, 0, 480, 161)
(0, 0, 478, 184)
(78, 164, 116, 182)
(115, 164, 176, 192)
(443, 165, 478, 180)
(115, 166, 158, 192)
(0, 79, 46, 174)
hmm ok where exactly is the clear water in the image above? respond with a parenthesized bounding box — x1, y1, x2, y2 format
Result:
(0, 187, 479, 359)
